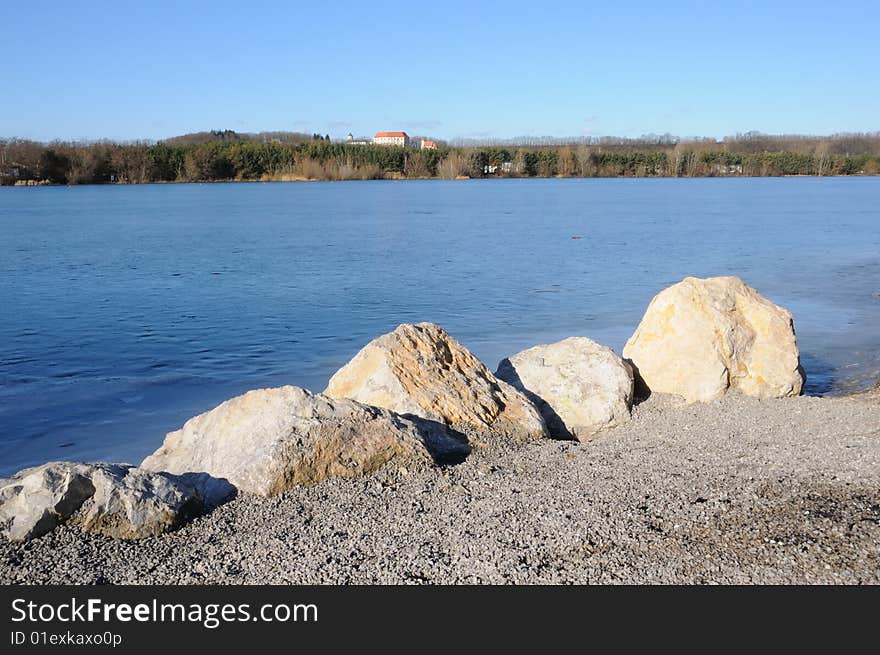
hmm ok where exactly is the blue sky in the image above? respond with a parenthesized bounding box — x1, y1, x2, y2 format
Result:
(2, 1, 878, 142)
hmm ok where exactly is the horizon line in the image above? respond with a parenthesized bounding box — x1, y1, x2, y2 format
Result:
(4, 129, 880, 147)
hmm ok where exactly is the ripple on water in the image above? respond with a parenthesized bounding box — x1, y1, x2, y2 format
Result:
(1, 178, 879, 473)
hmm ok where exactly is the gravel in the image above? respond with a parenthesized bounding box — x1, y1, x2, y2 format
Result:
(2, 391, 879, 584)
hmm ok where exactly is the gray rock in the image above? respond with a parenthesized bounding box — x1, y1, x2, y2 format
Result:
(141, 385, 470, 496)
(0, 462, 95, 541)
(71, 465, 235, 539)
(0, 462, 235, 541)
(496, 336, 634, 440)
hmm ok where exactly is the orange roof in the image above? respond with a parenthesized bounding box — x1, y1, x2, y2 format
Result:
(375, 131, 408, 138)
(422, 140, 437, 147)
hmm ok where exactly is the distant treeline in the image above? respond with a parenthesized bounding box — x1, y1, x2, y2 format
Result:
(2, 131, 880, 185)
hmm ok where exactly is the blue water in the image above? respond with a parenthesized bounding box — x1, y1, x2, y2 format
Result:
(1, 178, 879, 475)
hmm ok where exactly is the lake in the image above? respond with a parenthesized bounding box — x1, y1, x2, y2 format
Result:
(1, 177, 878, 475)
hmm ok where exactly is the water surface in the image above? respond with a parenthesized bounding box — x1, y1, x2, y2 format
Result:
(1, 178, 878, 474)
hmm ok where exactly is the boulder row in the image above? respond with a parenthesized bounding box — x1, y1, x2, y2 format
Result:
(142, 385, 470, 496)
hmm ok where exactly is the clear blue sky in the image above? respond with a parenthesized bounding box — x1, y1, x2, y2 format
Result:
(3, 0, 878, 142)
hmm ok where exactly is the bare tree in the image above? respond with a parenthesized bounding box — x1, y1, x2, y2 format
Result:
(815, 140, 830, 176)
(437, 152, 467, 179)
(575, 145, 593, 176)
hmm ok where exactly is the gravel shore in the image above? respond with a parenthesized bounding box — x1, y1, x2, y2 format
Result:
(2, 391, 878, 584)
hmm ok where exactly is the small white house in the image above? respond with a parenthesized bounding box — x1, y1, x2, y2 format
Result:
(345, 133, 372, 145)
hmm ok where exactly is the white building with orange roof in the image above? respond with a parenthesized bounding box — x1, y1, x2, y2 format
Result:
(373, 131, 410, 147)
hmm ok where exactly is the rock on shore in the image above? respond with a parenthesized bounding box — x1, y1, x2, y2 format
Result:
(325, 323, 547, 441)
(3, 392, 878, 584)
(141, 385, 470, 496)
(0, 462, 233, 541)
(623, 276, 805, 402)
(496, 337, 634, 440)
(0, 288, 843, 549)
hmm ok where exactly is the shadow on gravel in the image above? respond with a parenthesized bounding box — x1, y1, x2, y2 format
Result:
(175, 472, 238, 510)
(157, 472, 237, 531)
(624, 358, 652, 406)
(402, 415, 472, 466)
(494, 361, 576, 441)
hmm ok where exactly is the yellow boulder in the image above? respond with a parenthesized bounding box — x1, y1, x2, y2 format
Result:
(623, 276, 804, 402)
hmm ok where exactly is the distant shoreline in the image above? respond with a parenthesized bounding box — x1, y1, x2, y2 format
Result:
(4, 133, 879, 186)
(7, 172, 880, 188)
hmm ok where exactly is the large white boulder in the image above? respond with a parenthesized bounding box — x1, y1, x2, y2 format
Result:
(0, 462, 232, 541)
(141, 385, 470, 496)
(324, 323, 548, 441)
(623, 276, 804, 403)
(496, 337, 634, 441)
(70, 466, 233, 539)
(0, 462, 94, 541)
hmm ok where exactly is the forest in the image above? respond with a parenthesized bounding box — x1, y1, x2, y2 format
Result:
(2, 131, 879, 185)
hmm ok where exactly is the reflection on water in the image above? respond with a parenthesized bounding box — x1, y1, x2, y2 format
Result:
(1, 177, 878, 474)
